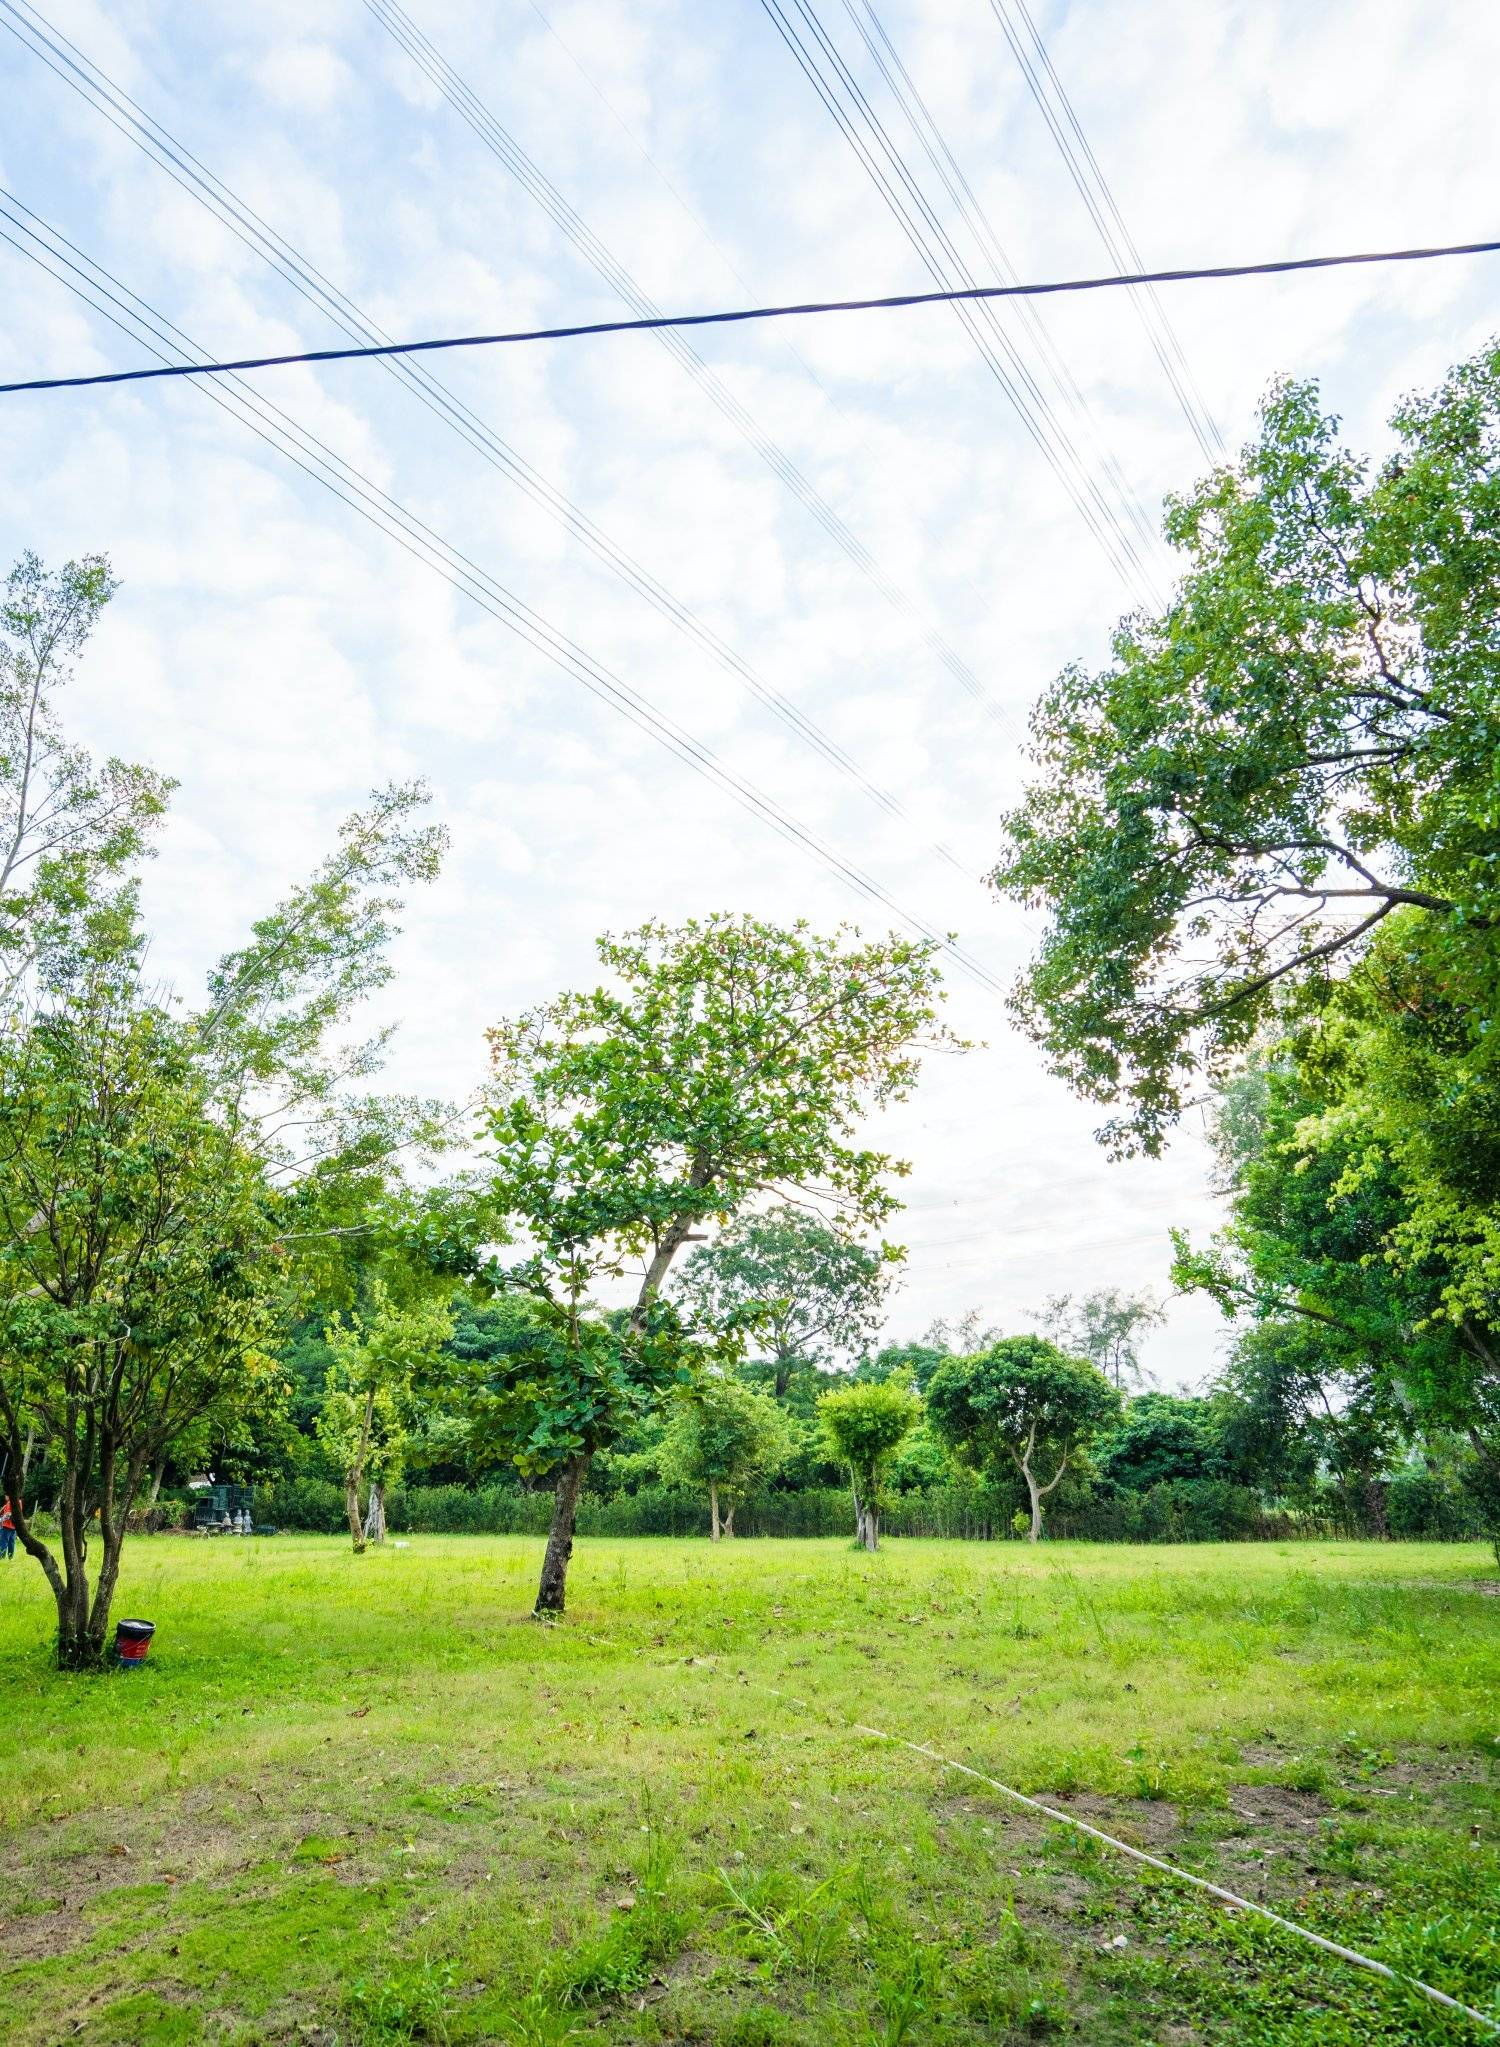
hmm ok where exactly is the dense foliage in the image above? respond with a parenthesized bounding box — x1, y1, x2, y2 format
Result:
(993, 344, 1500, 1155)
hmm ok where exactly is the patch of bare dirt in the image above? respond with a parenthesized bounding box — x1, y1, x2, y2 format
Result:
(1222, 1783, 1329, 1828)
(1046, 1792, 1183, 1851)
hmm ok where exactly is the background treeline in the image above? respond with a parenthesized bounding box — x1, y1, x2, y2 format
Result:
(129, 1271, 1490, 1545)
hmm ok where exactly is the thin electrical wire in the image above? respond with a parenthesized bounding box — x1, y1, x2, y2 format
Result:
(8, 232, 1496, 396)
(988, 0, 1225, 462)
(0, 1, 982, 883)
(838, 0, 1166, 564)
(0, 200, 1009, 997)
(758, 0, 1158, 596)
(357, 0, 1015, 730)
(523, 0, 1001, 629)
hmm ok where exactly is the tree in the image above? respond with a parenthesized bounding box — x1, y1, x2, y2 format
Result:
(818, 1376, 922, 1551)
(484, 914, 953, 1614)
(1172, 922, 1496, 1532)
(658, 1372, 792, 1537)
(1094, 1393, 1227, 1493)
(0, 754, 447, 1665)
(1041, 1289, 1165, 1392)
(318, 1284, 453, 1550)
(991, 346, 1500, 1154)
(1, 551, 171, 993)
(927, 1336, 1120, 1541)
(675, 1205, 898, 1398)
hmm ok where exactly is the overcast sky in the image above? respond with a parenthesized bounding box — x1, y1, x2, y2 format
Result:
(3, 0, 1497, 1384)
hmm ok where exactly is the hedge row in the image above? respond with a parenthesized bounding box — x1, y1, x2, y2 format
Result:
(252, 1470, 1489, 1542)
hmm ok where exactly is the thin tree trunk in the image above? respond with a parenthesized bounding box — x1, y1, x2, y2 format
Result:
(709, 1482, 721, 1541)
(1015, 1423, 1067, 1545)
(346, 1388, 376, 1553)
(722, 1502, 734, 1537)
(536, 1453, 590, 1615)
(531, 1204, 705, 1617)
(363, 1479, 387, 1545)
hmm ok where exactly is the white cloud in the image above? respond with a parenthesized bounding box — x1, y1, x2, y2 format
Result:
(4, 0, 1496, 1386)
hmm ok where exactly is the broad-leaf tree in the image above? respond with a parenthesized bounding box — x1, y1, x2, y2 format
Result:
(818, 1376, 922, 1551)
(0, 696, 448, 1666)
(992, 347, 1500, 1153)
(927, 1336, 1120, 1541)
(318, 1283, 454, 1550)
(675, 1204, 898, 1398)
(483, 913, 953, 1613)
(1, 552, 171, 993)
(658, 1371, 792, 1538)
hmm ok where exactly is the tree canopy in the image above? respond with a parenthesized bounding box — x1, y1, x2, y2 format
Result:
(818, 1375, 922, 1550)
(992, 346, 1500, 1153)
(927, 1336, 1120, 1541)
(483, 913, 953, 1611)
(675, 1203, 898, 1397)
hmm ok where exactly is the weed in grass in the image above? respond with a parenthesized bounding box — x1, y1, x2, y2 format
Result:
(341, 1956, 457, 2044)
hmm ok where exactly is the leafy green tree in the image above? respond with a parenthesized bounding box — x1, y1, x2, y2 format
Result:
(992, 347, 1500, 1153)
(658, 1372, 792, 1537)
(483, 914, 952, 1614)
(1093, 1393, 1227, 1493)
(1041, 1289, 1164, 1392)
(818, 1376, 922, 1550)
(675, 1205, 898, 1398)
(0, 754, 447, 1664)
(927, 1336, 1120, 1541)
(1, 551, 171, 992)
(857, 1341, 946, 1389)
(318, 1284, 454, 1550)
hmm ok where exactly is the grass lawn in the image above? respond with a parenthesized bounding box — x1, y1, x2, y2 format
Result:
(4, 1534, 1499, 2046)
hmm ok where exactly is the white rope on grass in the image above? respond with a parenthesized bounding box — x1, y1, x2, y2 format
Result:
(566, 1629, 1498, 2032)
(843, 1715, 1500, 2035)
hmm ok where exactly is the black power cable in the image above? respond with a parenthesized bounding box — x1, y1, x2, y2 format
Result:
(0, 197, 1011, 996)
(0, 0, 982, 879)
(6, 236, 1494, 397)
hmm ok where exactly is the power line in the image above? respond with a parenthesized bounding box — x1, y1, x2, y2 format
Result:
(987, 0, 1225, 461)
(0, 0, 981, 883)
(359, 0, 1012, 733)
(7, 236, 1496, 397)
(758, 0, 1159, 597)
(0, 197, 1009, 998)
(838, 0, 1164, 572)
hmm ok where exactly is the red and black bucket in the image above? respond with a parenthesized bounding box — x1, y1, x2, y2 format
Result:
(113, 1619, 155, 1669)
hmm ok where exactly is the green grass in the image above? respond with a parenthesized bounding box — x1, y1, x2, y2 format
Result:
(4, 1534, 1498, 2044)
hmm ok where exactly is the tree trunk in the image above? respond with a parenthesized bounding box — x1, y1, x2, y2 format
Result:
(535, 1453, 590, 1615)
(1016, 1425, 1066, 1545)
(346, 1387, 376, 1553)
(363, 1479, 387, 1546)
(853, 1485, 879, 1551)
(722, 1502, 734, 1538)
(709, 1482, 721, 1542)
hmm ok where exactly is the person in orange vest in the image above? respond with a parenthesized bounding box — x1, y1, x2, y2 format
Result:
(0, 1496, 15, 1561)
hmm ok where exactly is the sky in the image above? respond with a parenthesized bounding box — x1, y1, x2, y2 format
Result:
(2, 0, 1498, 1386)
